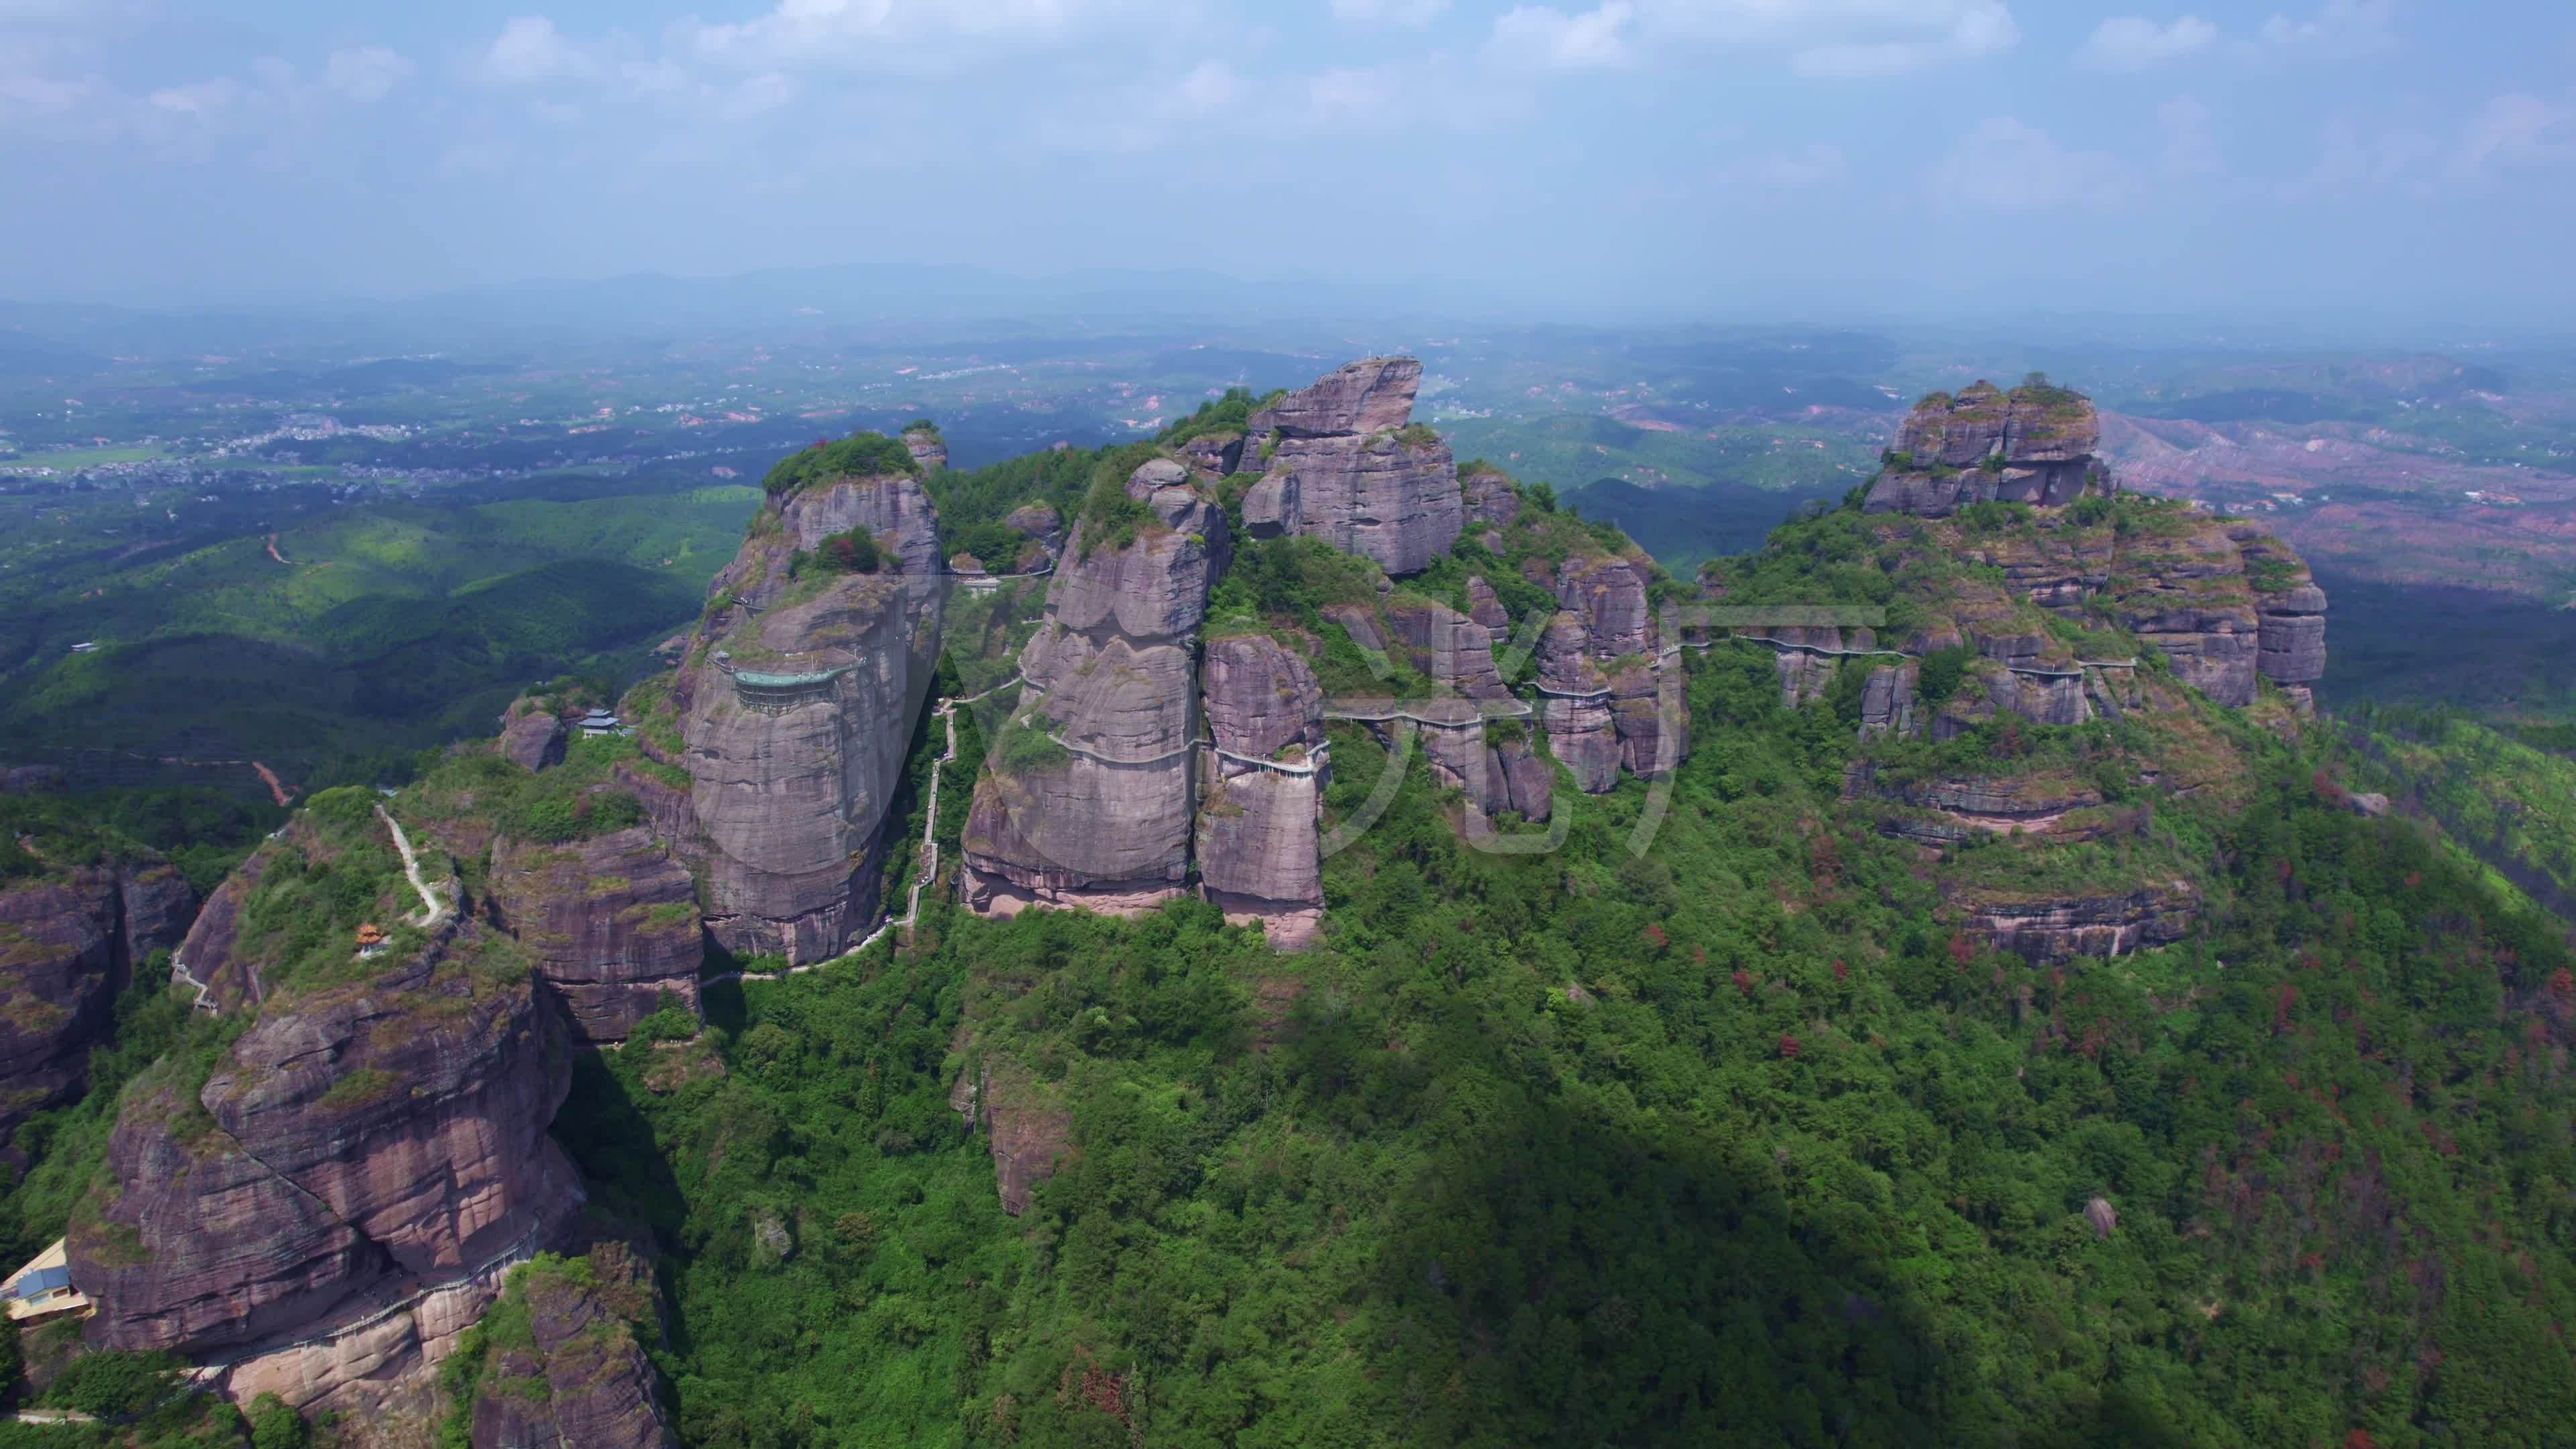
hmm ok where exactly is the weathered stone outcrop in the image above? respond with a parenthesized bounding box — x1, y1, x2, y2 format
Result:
(74, 923, 579, 1401)
(1958, 880, 2198, 962)
(1847, 762, 2115, 843)
(1860, 661, 1919, 739)
(1196, 635, 1326, 949)
(1865, 380, 2110, 517)
(669, 468, 947, 961)
(1005, 502, 1065, 564)
(953, 1058, 1069, 1216)
(1226, 358, 1462, 576)
(1462, 468, 1519, 528)
(488, 828, 702, 1043)
(1537, 612, 1620, 793)
(2108, 518, 2264, 707)
(0, 858, 193, 1162)
(963, 462, 1226, 916)
(496, 700, 567, 773)
(902, 425, 947, 474)
(1527, 553, 1680, 790)
(468, 1252, 678, 1449)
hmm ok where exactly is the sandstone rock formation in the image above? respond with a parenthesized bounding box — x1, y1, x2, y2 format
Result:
(662, 464, 947, 961)
(74, 918, 580, 1417)
(1005, 502, 1065, 564)
(1864, 380, 2110, 517)
(902, 425, 947, 474)
(1528, 553, 1680, 791)
(1840, 383, 2327, 728)
(467, 1252, 678, 1449)
(1227, 357, 1462, 576)
(0, 858, 193, 1162)
(953, 1058, 1070, 1216)
(962, 460, 1226, 916)
(496, 700, 567, 773)
(1196, 635, 1327, 949)
(1957, 879, 2199, 962)
(488, 828, 702, 1042)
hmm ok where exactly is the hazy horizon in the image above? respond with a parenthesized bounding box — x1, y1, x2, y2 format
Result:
(3, 1, 2572, 325)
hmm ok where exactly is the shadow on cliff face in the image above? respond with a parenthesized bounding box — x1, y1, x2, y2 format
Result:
(1362, 1091, 2190, 1447)
(552, 1050, 692, 1260)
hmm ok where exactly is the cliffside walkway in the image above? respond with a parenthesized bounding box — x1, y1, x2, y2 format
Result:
(168, 959, 219, 1015)
(1686, 633, 2137, 680)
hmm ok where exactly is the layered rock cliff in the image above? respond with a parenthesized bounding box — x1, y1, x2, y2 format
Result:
(1819, 381, 2328, 733)
(1230, 358, 1464, 576)
(1864, 380, 2109, 517)
(488, 828, 702, 1043)
(1735, 380, 2336, 962)
(73, 908, 578, 1415)
(0, 855, 193, 1163)
(465, 1250, 678, 1449)
(1195, 634, 1327, 947)
(962, 460, 1225, 916)
(661, 457, 948, 961)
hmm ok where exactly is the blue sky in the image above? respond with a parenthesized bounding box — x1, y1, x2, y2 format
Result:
(3, 0, 2573, 323)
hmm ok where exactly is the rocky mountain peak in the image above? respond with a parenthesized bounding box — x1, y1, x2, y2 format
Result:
(1865, 378, 2110, 517)
(1231, 356, 1462, 575)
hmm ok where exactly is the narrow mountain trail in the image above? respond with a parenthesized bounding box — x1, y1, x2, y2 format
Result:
(376, 805, 447, 929)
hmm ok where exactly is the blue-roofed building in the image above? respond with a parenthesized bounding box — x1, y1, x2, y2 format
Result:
(3, 1238, 91, 1324)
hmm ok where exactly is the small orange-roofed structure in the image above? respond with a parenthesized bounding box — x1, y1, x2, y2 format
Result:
(356, 922, 389, 957)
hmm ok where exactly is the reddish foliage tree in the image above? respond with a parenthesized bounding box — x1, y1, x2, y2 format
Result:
(1777, 1032, 1802, 1059)
(1947, 932, 1976, 967)
(1732, 969, 1755, 999)
(1831, 958, 1849, 981)
(1641, 923, 1668, 951)
(2274, 983, 2298, 1034)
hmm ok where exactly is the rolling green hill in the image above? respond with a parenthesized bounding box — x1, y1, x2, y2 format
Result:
(0, 486, 757, 789)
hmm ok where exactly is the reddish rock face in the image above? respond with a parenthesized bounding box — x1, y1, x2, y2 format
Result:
(469, 1257, 678, 1449)
(73, 927, 580, 1356)
(902, 426, 947, 474)
(1866, 380, 2110, 517)
(1, 859, 193, 1163)
(1246, 356, 1422, 439)
(496, 704, 567, 773)
(488, 828, 702, 1043)
(1958, 880, 2199, 962)
(674, 472, 948, 961)
(1197, 636, 1326, 944)
(976, 1061, 1070, 1216)
(1228, 357, 1463, 576)
(963, 470, 1226, 916)
(1462, 470, 1519, 529)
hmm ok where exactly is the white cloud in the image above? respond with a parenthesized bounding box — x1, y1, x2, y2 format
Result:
(2447, 93, 2575, 182)
(1925, 116, 2129, 209)
(2256, 0, 2395, 59)
(481, 15, 592, 85)
(1630, 0, 2018, 78)
(1490, 3, 1635, 70)
(325, 44, 413, 103)
(681, 0, 1166, 72)
(146, 78, 240, 115)
(2157, 93, 2219, 174)
(2077, 15, 2216, 70)
(1330, 0, 1448, 25)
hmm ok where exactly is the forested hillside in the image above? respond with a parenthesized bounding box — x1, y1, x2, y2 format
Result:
(559, 635, 2576, 1447)
(8, 373, 2575, 1449)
